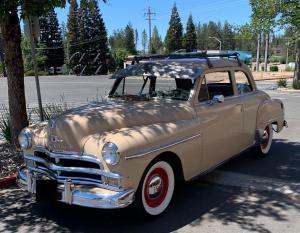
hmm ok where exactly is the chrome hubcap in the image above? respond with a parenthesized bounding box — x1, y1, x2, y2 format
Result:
(148, 175, 163, 198)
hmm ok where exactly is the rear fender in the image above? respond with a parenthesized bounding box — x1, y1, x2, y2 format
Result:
(256, 99, 285, 132)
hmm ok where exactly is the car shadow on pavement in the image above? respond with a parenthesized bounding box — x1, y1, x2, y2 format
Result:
(1, 139, 300, 233)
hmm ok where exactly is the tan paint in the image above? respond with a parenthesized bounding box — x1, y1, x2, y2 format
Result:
(22, 59, 286, 192)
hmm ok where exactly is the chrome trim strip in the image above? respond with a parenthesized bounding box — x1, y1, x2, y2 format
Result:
(34, 146, 102, 166)
(26, 165, 125, 192)
(125, 133, 202, 160)
(24, 155, 122, 179)
(17, 167, 135, 209)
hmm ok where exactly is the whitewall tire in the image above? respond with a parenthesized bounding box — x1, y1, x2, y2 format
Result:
(138, 161, 175, 216)
(254, 124, 273, 156)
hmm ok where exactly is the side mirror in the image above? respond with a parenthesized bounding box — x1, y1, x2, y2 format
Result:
(213, 95, 225, 103)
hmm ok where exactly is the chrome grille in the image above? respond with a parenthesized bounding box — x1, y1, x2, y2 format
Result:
(24, 147, 123, 191)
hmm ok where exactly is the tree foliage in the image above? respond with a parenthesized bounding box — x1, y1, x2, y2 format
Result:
(67, 0, 79, 69)
(141, 29, 148, 54)
(151, 26, 163, 54)
(165, 3, 183, 52)
(78, 0, 109, 74)
(109, 23, 137, 55)
(39, 9, 64, 74)
(184, 15, 197, 52)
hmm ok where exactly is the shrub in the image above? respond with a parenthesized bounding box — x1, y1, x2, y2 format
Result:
(270, 65, 279, 72)
(293, 79, 300, 90)
(277, 79, 287, 88)
(25, 70, 49, 76)
(0, 105, 11, 143)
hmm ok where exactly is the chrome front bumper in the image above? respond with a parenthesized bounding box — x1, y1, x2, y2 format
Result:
(17, 167, 135, 209)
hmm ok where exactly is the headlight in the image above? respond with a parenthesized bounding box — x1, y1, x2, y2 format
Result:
(102, 142, 120, 166)
(18, 129, 32, 149)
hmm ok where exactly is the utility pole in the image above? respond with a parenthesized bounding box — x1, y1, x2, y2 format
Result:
(27, 16, 44, 121)
(145, 6, 156, 53)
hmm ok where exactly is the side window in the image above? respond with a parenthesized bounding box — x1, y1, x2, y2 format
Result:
(235, 71, 253, 95)
(198, 71, 233, 102)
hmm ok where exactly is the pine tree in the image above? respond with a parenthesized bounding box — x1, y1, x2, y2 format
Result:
(141, 29, 148, 54)
(78, 0, 108, 74)
(135, 29, 139, 52)
(39, 9, 64, 74)
(67, 0, 79, 70)
(124, 23, 136, 55)
(165, 4, 183, 52)
(222, 21, 235, 50)
(184, 15, 197, 52)
(151, 26, 163, 54)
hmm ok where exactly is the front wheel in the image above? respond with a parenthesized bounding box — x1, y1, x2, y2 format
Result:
(254, 124, 273, 155)
(133, 160, 175, 216)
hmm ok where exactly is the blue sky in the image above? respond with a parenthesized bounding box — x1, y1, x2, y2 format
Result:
(56, 0, 252, 48)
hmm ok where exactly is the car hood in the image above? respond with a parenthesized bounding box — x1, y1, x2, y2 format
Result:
(46, 100, 194, 152)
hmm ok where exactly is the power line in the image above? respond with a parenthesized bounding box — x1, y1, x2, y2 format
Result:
(145, 6, 156, 52)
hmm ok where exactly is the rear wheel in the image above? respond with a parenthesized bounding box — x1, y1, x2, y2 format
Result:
(133, 160, 175, 216)
(254, 124, 273, 156)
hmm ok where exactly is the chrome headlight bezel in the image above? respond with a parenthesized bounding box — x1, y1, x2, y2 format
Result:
(102, 142, 120, 166)
(18, 129, 32, 149)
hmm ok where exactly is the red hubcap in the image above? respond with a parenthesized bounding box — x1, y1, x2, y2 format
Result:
(261, 126, 270, 149)
(144, 168, 169, 208)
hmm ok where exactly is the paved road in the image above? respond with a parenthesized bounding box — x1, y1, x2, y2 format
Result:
(0, 75, 114, 107)
(1, 76, 300, 232)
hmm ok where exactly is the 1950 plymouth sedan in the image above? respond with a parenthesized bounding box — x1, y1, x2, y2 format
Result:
(17, 52, 287, 216)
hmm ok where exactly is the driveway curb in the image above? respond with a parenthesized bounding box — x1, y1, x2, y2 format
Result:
(0, 174, 17, 189)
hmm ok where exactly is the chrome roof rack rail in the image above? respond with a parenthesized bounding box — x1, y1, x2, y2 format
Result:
(127, 51, 241, 67)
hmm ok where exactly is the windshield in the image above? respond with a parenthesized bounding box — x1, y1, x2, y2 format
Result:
(109, 76, 194, 101)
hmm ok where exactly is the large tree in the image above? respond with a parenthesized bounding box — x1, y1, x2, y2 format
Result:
(39, 9, 65, 74)
(124, 23, 137, 55)
(278, 0, 300, 80)
(78, 0, 108, 75)
(184, 15, 197, 52)
(165, 3, 183, 52)
(250, 0, 277, 72)
(0, 0, 106, 146)
(67, 0, 79, 71)
(222, 21, 235, 50)
(151, 26, 163, 54)
(141, 29, 148, 54)
(0, 32, 6, 77)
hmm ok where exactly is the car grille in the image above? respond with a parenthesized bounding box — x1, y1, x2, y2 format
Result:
(24, 147, 123, 190)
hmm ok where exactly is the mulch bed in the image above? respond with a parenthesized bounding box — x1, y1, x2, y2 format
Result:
(0, 141, 24, 178)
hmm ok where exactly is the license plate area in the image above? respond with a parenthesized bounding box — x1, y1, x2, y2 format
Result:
(36, 180, 58, 201)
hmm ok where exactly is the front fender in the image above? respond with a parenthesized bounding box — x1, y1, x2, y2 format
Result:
(83, 119, 201, 189)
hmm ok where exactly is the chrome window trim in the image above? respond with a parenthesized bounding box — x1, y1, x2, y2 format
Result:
(125, 133, 202, 160)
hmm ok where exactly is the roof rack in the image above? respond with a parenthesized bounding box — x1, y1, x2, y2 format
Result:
(127, 51, 242, 67)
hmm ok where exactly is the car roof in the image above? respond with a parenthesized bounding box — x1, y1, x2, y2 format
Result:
(111, 58, 244, 80)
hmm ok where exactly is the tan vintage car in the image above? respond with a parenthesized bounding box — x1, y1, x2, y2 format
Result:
(17, 52, 287, 216)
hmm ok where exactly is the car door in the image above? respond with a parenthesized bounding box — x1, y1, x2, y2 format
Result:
(194, 69, 244, 170)
(234, 69, 262, 149)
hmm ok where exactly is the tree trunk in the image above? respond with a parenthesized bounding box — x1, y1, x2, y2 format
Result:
(0, 50, 6, 77)
(264, 33, 269, 72)
(0, 5, 28, 146)
(295, 38, 300, 81)
(256, 33, 261, 72)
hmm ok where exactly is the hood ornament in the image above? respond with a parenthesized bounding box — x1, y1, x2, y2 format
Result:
(50, 135, 63, 143)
